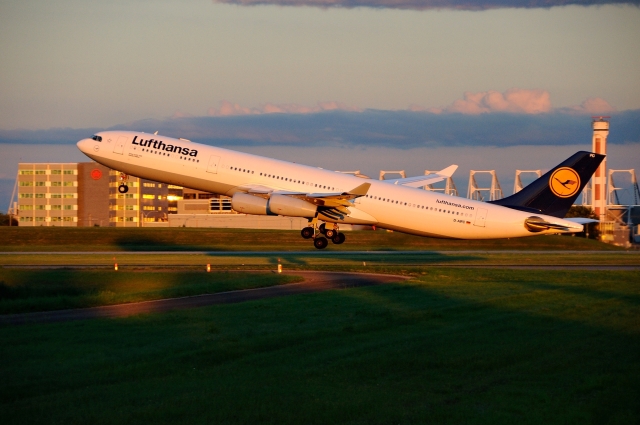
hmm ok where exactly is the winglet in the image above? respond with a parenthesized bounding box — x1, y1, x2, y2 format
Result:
(347, 183, 371, 197)
(437, 164, 458, 178)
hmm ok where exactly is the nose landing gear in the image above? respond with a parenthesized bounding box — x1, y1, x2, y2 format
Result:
(118, 173, 129, 194)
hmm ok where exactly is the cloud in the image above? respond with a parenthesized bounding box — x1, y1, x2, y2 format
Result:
(207, 100, 362, 116)
(430, 89, 552, 114)
(2, 109, 638, 150)
(558, 97, 617, 115)
(213, 0, 640, 11)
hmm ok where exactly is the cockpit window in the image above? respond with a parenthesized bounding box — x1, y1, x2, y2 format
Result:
(92, 135, 102, 142)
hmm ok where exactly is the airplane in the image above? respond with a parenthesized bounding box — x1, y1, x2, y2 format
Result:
(77, 131, 604, 249)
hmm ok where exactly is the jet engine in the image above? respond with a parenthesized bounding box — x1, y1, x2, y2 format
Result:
(268, 194, 317, 218)
(231, 193, 318, 218)
(231, 193, 269, 215)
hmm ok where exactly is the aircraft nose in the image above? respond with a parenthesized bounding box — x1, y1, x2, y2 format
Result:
(76, 138, 93, 154)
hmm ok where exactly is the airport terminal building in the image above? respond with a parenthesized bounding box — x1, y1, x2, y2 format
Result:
(16, 162, 188, 227)
(14, 161, 309, 230)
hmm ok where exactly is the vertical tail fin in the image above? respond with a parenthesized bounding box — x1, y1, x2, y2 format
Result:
(490, 151, 605, 218)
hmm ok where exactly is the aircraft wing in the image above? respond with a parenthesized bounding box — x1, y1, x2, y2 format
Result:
(384, 165, 458, 188)
(237, 183, 371, 208)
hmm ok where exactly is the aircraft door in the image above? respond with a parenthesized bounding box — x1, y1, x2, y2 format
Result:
(474, 208, 487, 227)
(113, 136, 127, 155)
(206, 155, 220, 174)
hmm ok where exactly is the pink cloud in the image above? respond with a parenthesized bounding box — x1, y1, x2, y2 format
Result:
(561, 97, 616, 115)
(207, 100, 362, 117)
(431, 89, 552, 115)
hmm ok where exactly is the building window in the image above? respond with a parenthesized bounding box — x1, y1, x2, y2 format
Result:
(19, 182, 34, 186)
(51, 205, 62, 210)
(63, 217, 74, 221)
(19, 193, 34, 198)
(63, 170, 74, 175)
(51, 194, 62, 198)
(51, 182, 61, 187)
(63, 182, 74, 187)
(63, 194, 75, 198)
(143, 183, 156, 188)
(35, 217, 45, 222)
(20, 205, 33, 210)
(142, 194, 155, 200)
(64, 205, 74, 210)
(19, 170, 34, 175)
(35, 182, 45, 186)
(35, 170, 46, 175)
(51, 170, 62, 174)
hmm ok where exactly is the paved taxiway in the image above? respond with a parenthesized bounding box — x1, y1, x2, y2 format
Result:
(0, 271, 408, 326)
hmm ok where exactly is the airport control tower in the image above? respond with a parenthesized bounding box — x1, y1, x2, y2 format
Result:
(592, 116, 609, 222)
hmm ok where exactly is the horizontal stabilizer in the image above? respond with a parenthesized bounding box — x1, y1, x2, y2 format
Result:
(565, 217, 599, 224)
(524, 216, 582, 232)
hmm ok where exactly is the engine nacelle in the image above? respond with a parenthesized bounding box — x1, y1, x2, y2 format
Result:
(268, 194, 317, 218)
(231, 193, 269, 215)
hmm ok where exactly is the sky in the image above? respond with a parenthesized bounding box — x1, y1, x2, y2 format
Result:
(1, 0, 639, 210)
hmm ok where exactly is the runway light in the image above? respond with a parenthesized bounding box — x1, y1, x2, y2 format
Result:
(277, 264, 282, 273)
(114, 263, 118, 271)
(206, 264, 211, 272)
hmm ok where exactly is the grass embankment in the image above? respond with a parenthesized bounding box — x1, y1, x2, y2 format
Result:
(0, 227, 622, 252)
(1, 268, 638, 424)
(0, 269, 300, 315)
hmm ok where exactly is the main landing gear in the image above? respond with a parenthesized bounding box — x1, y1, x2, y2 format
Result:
(118, 173, 129, 194)
(301, 220, 346, 249)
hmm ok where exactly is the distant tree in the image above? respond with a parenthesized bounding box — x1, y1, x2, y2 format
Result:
(0, 212, 19, 226)
(565, 205, 599, 239)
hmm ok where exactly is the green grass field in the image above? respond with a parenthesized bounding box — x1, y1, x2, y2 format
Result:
(1, 268, 638, 424)
(1, 228, 638, 423)
(0, 226, 623, 252)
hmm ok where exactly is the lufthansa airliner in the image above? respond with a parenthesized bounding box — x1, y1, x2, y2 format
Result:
(77, 131, 603, 249)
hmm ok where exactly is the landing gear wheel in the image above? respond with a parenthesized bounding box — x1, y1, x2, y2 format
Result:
(318, 223, 327, 235)
(331, 232, 346, 244)
(313, 237, 328, 249)
(325, 228, 336, 239)
(301, 227, 314, 239)
(118, 184, 129, 194)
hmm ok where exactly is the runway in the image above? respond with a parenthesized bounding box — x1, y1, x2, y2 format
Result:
(2, 250, 638, 255)
(0, 271, 409, 326)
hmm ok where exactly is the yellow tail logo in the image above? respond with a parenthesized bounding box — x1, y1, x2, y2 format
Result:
(549, 167, 581, 198)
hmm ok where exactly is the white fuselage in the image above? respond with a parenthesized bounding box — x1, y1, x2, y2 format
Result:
(77, 131, 582, 239)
